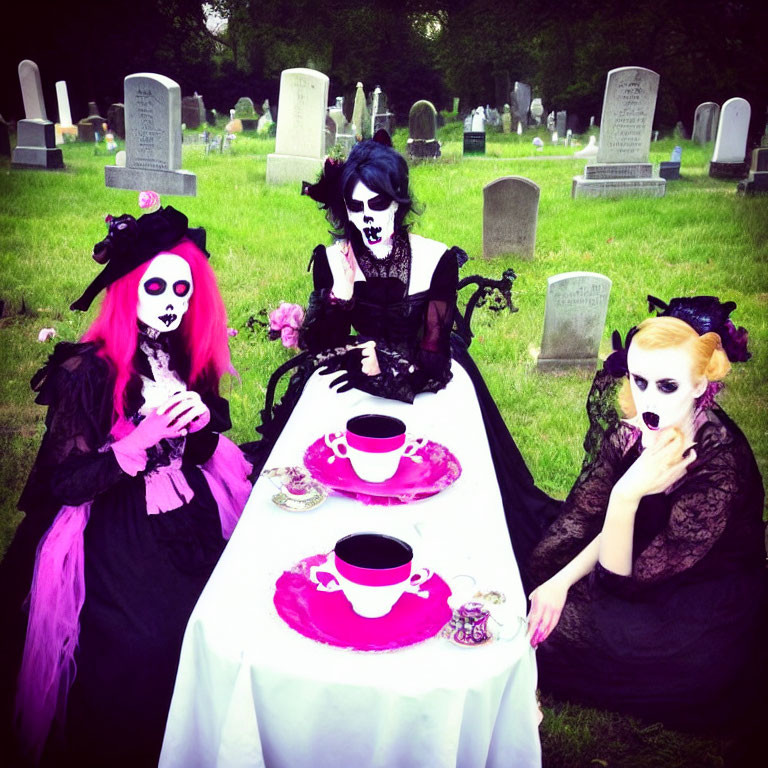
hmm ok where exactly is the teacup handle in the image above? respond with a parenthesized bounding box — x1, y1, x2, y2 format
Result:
(405, 567, 432, 599)
(309, 564, 343, 593)
(402, 436, 426, 463)
(324, 431, 349, 459)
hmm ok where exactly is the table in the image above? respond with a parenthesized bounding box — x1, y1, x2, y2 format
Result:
(160, 362, 542, 768)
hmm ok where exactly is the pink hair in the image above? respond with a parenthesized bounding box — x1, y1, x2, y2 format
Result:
(82, 238, 230, 422)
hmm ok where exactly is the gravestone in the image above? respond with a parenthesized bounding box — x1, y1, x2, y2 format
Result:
(0, 114, 10, 157)
(573, 135, 598, 158)
(530, 98, 544, 125)
(77, 119, 96, 142)
(556, 111, 567, 137)
(737, 148, 768, 194)
(234, 97, 256, 117)
(572, 66, 665, 198)
(709, 97, 751, 179)
(105, 72, 196, 195)
(407, 99, 440, 159)
(257, 99, 273, 133)
(659, 145, 682, 180)
(514, 82, 532, 124)
(240, 117, 259, 131)
(352, 81, 370, 139)
(370, 86, 381, 137)
(538, 272, 612, 371)
(485, 107, 501, 128)
(181, 95, 204, 130)
(501, 104, 511, 134)
(266, 68, 329, 185)
(11, 60, 64, 170)
(483, 177, 540, 260)
(673, 121, 689, 140)
(328, 98, 345, 132)
(107, 103, 126, 139)
(463, 112, 473, 132)
(325, 115, 337, 151)
(546, 111, 555, 131)
(54, 80, 77, 144)
(463, 128, 486, 155)
(471, 106, 486, 132)
(692, 102, 719, 144)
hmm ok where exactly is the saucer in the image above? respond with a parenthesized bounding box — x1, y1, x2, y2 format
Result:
(261, 466, 328, 511)
(274, 554, 453, 651)
(303, 437, 461, 505)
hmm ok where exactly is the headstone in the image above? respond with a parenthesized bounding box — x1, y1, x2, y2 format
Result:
(234, 97, 256, 117)
(0, 114, 10, 157)
(107, 103, 126, 139)
(325, 115, 337, 151)
(207, 109, 218, 126)
(257, 99, 274, 133)
(483, 176, 540, 260)
(77, 118, 96, 142)
(471, 106, 486, 132)
(737, 147, 768, 194)
(691, 102, 719, 144)
(105, 72, 196, 195)
(572, 67, 665, 198)
(181, 95, 203, 129)
(87, 101, 100, 117)
(240, 118, 258, 131)
(485, 107, 501, 128)
(463, 131, 486, 155)
(513, 82, 532, 124)
(530, 98, 544, 125)
(329, 99, 345, 132)
(573, 135, 598, 158)
(266, 68, 329, 185)
(709, 97, 751, 178)
(370, 86, 381, 137)
(537, 272, 612, 371)
(501, 104, 511, 134)
(659, 145, 682, 180)
(546, 111, 555, 132)
(407, 99, 440, 159)
(352, 81, 369, 139)
(11, 60, 64, 170)
(463, 112, 473, 132)
(565, 128, 572, 146)
(54, 80, 77, 145)
(556, 111, 567, 137)
(517, 121, 523, 136)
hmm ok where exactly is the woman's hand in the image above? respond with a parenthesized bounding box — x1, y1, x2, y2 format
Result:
(160, 390, 211, 434)
(527, 575, 570, 648)
(356, 340, 380, 377)
(613, 427, 696, 504)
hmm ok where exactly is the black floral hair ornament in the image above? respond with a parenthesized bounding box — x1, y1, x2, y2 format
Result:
(70, 205, 209, 311)
(602, 294, 750, 378)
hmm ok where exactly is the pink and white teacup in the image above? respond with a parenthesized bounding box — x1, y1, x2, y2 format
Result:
(309, 533, 432, 618)
(325, 414, 425, 483)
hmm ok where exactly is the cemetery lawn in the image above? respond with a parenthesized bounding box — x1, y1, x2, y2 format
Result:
(1, 126, 766, 767)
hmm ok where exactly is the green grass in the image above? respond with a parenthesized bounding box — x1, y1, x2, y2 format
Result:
(1, 125, 767, 766)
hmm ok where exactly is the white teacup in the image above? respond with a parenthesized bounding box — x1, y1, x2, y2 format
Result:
(309, 533, 431, 618)
(325, 414, 425, 483)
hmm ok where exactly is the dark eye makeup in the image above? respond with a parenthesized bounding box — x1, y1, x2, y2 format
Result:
(369, 194, 392, 211)
(173, 280, 191, 297)
(346, 199, 364, 213)
(143, 278, 166, 296)
(632, 375, 648, 391)
(657, 379, 679, 394)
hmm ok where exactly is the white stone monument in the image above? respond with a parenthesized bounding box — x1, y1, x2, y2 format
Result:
(538, 272, 612, 370)
(709, 97, 751, 179)
(54, 80, 77, 145)
(483, 177, 540, 260)
(572, 66, 665, 198)
(105, 72, 196, 196)
(11, 60, 64, 170)
(692, 102, 719, 144)
(266, 68, 329, 185)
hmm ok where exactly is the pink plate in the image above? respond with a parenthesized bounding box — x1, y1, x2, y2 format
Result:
(274, 554, 453, 651)
(303, 437, 461, 505)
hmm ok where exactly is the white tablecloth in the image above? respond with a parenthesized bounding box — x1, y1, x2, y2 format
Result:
(160, 362, 541, 768)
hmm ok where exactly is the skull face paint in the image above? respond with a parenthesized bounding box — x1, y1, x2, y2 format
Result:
(137, 253, 193, 333)
(346, 180, 398, 259)
(626, 342, 707, 446)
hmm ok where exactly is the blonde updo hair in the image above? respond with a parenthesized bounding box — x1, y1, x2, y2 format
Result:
(619, 316, 731, 418)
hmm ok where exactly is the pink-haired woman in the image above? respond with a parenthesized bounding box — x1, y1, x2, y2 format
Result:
(0, 205, 251, 767)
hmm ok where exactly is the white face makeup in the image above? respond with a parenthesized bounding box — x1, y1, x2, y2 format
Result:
(627, 342, 707, 445)
(137, 253, 193, 333)
(346, 180, 398, 259)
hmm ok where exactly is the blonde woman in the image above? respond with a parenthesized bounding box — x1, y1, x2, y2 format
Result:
(526, 297, 765, 737)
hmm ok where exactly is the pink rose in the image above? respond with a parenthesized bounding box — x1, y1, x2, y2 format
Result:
(138, 190, 161, 212)
(227, 327, 239, 337)
(280, 326, 300, 349)
(269, 302, 305, 331)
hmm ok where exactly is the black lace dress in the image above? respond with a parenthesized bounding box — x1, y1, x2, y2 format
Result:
(527, 405, 767, 733)
(0, 334, 245, 768)
(249, 233, 557, 544)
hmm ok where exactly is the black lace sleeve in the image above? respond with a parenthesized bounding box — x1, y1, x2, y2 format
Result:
(299, 244, 353, 353)
(527, 423, 638, 586)
(351, 248, 459, 404)
(183, 391, 231, 466)
(19, 343, 125, 510)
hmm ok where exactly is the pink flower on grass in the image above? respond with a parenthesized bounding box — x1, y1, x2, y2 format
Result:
(138, 190, 161, 213)
(227, 328, 239, 337)
(269, 302, 305, 350)
(37, 328, 56, 342)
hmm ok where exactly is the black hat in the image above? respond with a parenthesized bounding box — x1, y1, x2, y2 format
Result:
(70, 205, 208, 311)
